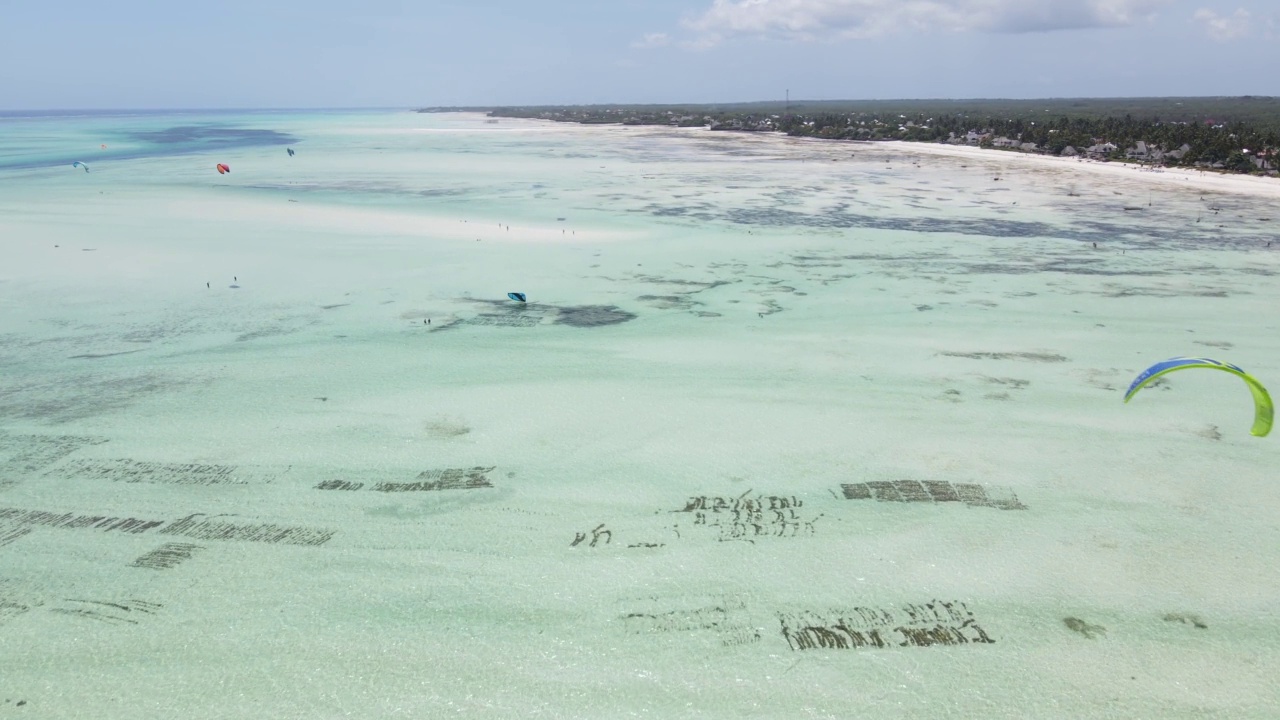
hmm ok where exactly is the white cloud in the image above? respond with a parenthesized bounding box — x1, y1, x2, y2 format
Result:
(680, 0, 1171, 46)
(632, 32, 672, 48)
(1193, 8, 1253, 41)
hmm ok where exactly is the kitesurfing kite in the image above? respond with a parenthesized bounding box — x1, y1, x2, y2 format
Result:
(1124, 357, 1273, 437)
(287, 148, 295, 157)
(507, 292, 527, 303)
(216, 163, 230, 174)
(71, 161, 89, 173)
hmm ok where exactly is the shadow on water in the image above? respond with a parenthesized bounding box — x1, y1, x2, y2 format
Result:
(127, 125, 294, 148)
(0, 124, 298, 171)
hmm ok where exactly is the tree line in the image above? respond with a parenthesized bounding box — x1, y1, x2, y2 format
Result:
(425, 98, 1280, 174)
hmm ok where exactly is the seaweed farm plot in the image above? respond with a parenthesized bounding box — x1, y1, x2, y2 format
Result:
(568, 492, 825, 549)
(778, 600, 996, 651)
(0, 432, 108, 487)
(618, 595, 762, 648)
(840, 481, 1027, 510)
(315, 480, 366, 491)
(672, 492, 821, 542)
(315, 466, 497, 493)
(0, 527, 32, 548)
(615, 596, 994, 652)
(0, 507, 165, 536)
(0, 506, 335, 546)
(374, 466, 496, 492)
(129, 542, 204, 570)
(47, 598, 162, 626)
(157, 513, 334, 546)
(49, 459, 287, 486)
(0, 580, 163, 628)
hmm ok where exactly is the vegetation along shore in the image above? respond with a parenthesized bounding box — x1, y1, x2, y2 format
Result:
(420, 97, 1280, 177)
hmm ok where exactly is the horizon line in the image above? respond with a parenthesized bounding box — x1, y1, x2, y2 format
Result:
(3, 95, 1278, 114)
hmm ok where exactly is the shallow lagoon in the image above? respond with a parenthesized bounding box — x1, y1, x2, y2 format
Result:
(1, 110, 1279, 718)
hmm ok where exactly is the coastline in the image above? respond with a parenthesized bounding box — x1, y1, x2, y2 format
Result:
(464, 113, 1280, 201)
(876, 140, 1280, 200)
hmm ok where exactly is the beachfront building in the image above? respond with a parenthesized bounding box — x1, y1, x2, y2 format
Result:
(1085, 142, 1119, 159)
(945, 130, 991, 145)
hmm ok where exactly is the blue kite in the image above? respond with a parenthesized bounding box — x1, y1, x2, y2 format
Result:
(507, 292, 527, 303)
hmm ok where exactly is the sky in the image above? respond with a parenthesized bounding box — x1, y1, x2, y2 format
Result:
(2, 0, 1277, 109)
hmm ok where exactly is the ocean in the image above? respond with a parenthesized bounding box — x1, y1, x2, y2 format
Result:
(1, 109, 1278, 718)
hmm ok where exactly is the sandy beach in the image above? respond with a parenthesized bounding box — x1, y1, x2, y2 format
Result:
(880, 139, 1280, 199)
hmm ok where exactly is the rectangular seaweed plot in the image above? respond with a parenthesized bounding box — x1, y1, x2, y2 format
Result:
(840, 481, 1026, 510)
(672, 493, 819, 541)
(778, 600, 995, 651)
(863, 481, 904, 502)
(373, 466, 496, 492)
(316, 480, 364, 491)
(130, 543, 204, 570)
(977, 485, 1028, 510)
(892, 480, 933, 502)
(922, 481, 961, 502)
(840, 483, 872, 500)
(0, 506, 166, 534)
(0, 506, 334, 546)
(51, 459, 269, 485)
(158, 514, 334, 546)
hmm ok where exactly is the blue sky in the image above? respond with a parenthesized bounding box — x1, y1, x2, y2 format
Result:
(2, 0, 1276, 109)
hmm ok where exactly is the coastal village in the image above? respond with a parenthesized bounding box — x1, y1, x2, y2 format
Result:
(470, 105, 1280, 176)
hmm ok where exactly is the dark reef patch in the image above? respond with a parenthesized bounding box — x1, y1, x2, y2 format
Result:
(555, 305, 637, 328)
(0, 372, 186, 424)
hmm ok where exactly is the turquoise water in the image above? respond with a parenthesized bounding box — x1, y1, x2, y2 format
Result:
(2, 110, 1279, 718)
